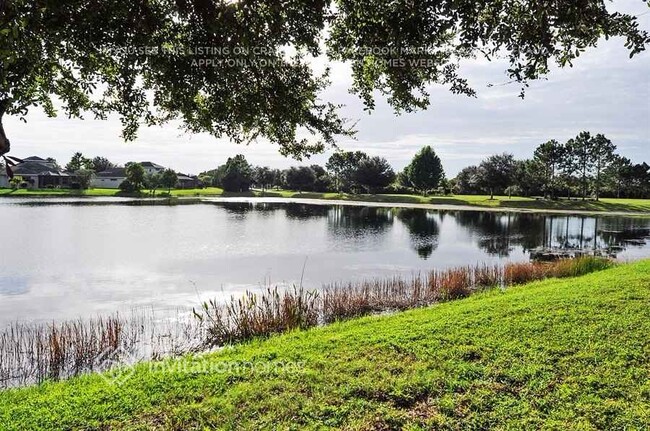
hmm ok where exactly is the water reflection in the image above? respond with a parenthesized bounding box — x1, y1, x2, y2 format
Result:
(396, 209, 440, 259)
(0, 199, 648, 324)
(452, 212, 543, 257)
(0, 276, 29, 296)
(329, 206, 392, 233)
(213, 203, 649, 259)
(285, 203, 329, 220)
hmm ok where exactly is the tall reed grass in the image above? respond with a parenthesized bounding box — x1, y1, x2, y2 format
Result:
(0, 257, 612, 389)
(193, 287, 319, 346)
(196, 256, 614, 345)
(0, 309, 202, 388)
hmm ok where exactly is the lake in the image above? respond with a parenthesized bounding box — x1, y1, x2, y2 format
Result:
(1, 197, 649, 325)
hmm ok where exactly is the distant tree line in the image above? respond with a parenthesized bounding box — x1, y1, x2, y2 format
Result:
(199, 146, 448, 196)
(200, 133, 648, 200)
(452, 132, 650, 200)
(36, 132, 647, 200)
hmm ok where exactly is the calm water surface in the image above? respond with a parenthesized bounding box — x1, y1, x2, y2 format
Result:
(1, 198, 648, 325)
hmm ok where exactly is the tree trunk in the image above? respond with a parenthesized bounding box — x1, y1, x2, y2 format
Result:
(0, 111, 10, 157)
(595, 161, 601, 201)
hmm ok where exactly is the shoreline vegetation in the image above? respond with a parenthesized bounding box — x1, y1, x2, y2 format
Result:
(1, 257, 613, 389)
(1, 187, 650, 215)
(0, 259, 648, 429)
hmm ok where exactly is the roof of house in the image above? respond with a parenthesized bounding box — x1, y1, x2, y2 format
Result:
(140, 161, 165, 169)
(23, 156, 45, 162)
(39, 171, 72, 177)
(96, 167, 126, 178)
(11, 160, 61, 176)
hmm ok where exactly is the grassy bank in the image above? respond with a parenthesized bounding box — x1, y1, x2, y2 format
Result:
(1, 260, 648, 430)
(2, 186, 649, 213)
(258, 190, 650, 213)
(0, 187, 227, 197)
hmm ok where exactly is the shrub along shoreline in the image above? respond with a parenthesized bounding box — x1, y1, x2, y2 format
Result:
(0, 259, 648, 430)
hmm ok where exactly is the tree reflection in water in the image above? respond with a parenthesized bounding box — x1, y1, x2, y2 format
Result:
(395, 209, 440, 259)
(214, 202, 648, 259)
(327, 206, 393, 239)
(453, 211, 649, 257)
(452, 211, 547, 257)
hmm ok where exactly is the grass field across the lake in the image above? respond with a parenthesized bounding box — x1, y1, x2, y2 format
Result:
(257, 190, 650, 213)
(1, 260, 648, 430)
(1, 186, 649, 213)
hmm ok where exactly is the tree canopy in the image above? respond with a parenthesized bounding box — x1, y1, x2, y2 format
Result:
(478, 153, 516, 199)
(1, 1, 648, 159)
(160, 168, 178, 193)
(91, 156, 116, 173)
(354, 156, 395, 194)
(451, 132, 647, 199)
(125, 162, 146, 190)
(65, 152, 92, 172)
(533, 140, 565, 198)
(221, 155, 252, 192)
(404, 146, 445, 195)
(284, 166, 316, 192)
(326, 151, 368, 192)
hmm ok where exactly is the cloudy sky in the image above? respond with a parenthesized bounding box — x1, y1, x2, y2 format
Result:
(4, 1, 649, 177)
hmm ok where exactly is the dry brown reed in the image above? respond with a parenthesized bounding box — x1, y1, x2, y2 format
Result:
(0, 309, 202, 388)
(194, 287, 319, 346)
(1, 257, 612, 389)
(197, 256, 613, 338)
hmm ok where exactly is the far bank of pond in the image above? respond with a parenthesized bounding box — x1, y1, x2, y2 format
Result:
(2, 187, 650, 214)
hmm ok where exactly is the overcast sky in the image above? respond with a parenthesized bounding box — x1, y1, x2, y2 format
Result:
(4, 1, 649, 177)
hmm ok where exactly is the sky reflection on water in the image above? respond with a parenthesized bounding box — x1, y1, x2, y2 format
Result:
(0, 199, 648, 324)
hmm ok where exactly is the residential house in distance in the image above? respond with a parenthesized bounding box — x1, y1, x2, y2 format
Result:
(0, 168, 8, 188)
(1, 156, 74, 189)
(2, 158, 201, 190)
(176, 173, 200, 189)
(91, 162, 188, 189)
(140, 162, 165, 175)
(90, 167, 127, 189)
(90, 162, 164, 189)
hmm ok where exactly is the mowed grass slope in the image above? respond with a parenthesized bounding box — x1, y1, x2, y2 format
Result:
(1, 261, 649, 430)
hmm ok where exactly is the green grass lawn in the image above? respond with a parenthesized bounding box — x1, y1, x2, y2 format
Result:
(1, 261, 648, 430)
(0, 187, 120, 197)
(267, 190, 650, 212)
(261, 190, 650, 212)
(2, 187, 649, 212)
